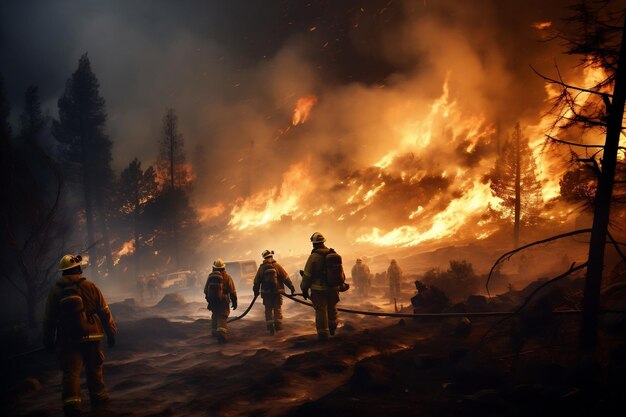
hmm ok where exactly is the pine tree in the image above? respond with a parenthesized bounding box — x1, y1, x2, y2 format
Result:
(157, 108, 187, 190)
(118, 158, 159, 279)
(52, 54, 114, 274)
(490, 123, 543, 247)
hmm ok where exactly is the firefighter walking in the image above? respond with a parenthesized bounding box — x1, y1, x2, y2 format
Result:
(253, 250, 296, 335)
(43, 255, 117, 417)
(204, 259, 237, 343)
(387, 259, 403, 302)
(351, 258, 371, 297)
(301, 232, 349, 341)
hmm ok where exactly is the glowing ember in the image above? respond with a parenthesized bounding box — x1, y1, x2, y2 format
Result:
(532, 21, 552, 30)
(292, 95, 318, 126)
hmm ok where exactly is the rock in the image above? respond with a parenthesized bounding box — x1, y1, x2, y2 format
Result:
(15, 378, 42, 396)
(454, 316, 472, 338)
(466, 295, 488, 311)
(350, 360, 392, 391)
(413, 354, 441, 369)
(154, 293, 186, 309)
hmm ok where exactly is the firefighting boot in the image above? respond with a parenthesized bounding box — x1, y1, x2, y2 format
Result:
(217, 332, 227, 344)
(63, 405, 81, 417)
(274, 321, 282, 331)
(267, 323, 275, 335)
(329, 325, 336, 336)
(317, 331, 329, 342)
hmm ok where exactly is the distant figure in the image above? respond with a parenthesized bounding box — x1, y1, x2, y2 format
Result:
(147, 273, 159, 299)
(204, 259, 238, 343)
(387, 259, 402, 302)
(301, 232, 349, 341)
(136, 275, 146, 303)
(43, 254, 117, 417)
(411, 280, 449, 313)
(351, 258, 372, 297)
(253, 250, 296, 335)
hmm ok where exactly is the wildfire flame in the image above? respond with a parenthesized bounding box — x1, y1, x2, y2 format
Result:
(113, 239, 135, 266)
(532, 21, 552, 30)
(292, 95, 318, 126)
(228, 161, 313, 230)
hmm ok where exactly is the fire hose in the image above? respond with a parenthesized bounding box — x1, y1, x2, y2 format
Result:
(282, 293, 585, 318)
(227, 294, 259, 323)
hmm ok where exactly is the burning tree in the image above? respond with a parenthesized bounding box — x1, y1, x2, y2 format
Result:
(489, 2, 626, 358)
(0, 86, 69, 326)
(490, 122, 543, 248)
(52, 54, 115, 275)
(117, 158, 159, 277)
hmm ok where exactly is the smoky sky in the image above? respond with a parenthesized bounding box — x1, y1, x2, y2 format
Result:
(1, 0, 585, 232)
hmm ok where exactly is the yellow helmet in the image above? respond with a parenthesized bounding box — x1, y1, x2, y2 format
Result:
(310, 232, 326, 244)
(58, 254, 87, 271)
(261, 250, 274, 259)
(212, 258, 226, 270)
(356, 258, 362, 263)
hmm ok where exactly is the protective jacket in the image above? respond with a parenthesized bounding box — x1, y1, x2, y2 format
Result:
(253, 259, 295, 295)
(204, 270, 237, 313)
(351, 263, 371, 284)
(302, 245, 337, 291)
(43, 274, 116, 347)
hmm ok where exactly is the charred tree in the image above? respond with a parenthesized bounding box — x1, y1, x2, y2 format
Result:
(0, 86, 69, 326)
(534, 2, 626, 355)
(156, 108, 187, 268)
(53, 54, 114, 276)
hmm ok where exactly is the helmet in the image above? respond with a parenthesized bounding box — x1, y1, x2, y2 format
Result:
(261, 250, 275, 259)
(58, 254, 87, 271)
(356, 258, 362, 263)
(390, 259, 397, 264)
(212, 258, 226, 270)
(415, 280, 427, 291)
(310, 232, 326, 244)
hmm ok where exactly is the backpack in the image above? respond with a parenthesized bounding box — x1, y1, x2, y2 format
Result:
(205, 271, 224, 302)
(261, 265, 279, 293)
(58, 279, 100, 340)
(324, 249, 346, 287)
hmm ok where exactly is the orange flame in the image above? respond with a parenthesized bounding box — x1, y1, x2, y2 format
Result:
(292, 95, 318, 126)
(532, 21, 552, 30)
(113, 239, 135, 266)
(228, 160, 313, 230)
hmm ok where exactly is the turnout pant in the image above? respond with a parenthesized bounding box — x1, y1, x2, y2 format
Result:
(58, 341, 108, 412)
(262, 294, 283, 330)
(310, 289, 340, 336)
(209, 301, 230, 337)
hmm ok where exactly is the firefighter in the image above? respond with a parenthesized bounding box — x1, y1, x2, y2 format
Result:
(301, 232, 348, 341)
(351, 258, 371, 297)
(253, 250, 296, 335)
(43, 254, 117, 417)
(387, 259, 402, 302)
(204, 259, 237, 343)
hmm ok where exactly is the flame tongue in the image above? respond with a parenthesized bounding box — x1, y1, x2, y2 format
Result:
(292, 95, 318, 126)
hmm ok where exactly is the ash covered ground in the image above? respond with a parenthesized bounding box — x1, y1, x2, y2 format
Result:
(4, 278, 626, 417)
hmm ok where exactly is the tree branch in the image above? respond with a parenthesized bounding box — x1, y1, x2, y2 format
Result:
(486, 229, 593, 296)
(607, 231, 626, 264)
(530, 65, 614, 98)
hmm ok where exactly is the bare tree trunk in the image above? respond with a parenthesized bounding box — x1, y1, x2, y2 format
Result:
(580, 16, 626, 355)
(81, 128, 97, 273)
(514, 125, 521, 249)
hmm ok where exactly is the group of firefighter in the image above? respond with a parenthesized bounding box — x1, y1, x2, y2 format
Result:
(41, 231, 406, 416)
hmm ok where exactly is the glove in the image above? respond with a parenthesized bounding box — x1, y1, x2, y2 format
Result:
(302, 288, 310, 300)
(340, 283, 350, 292)
(107, 334, 116, 348)
(231, 300, 238, 310)
(253, 288, 260, 298)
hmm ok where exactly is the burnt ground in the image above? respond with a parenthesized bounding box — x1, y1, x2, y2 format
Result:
(2, 288, 626, 417)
